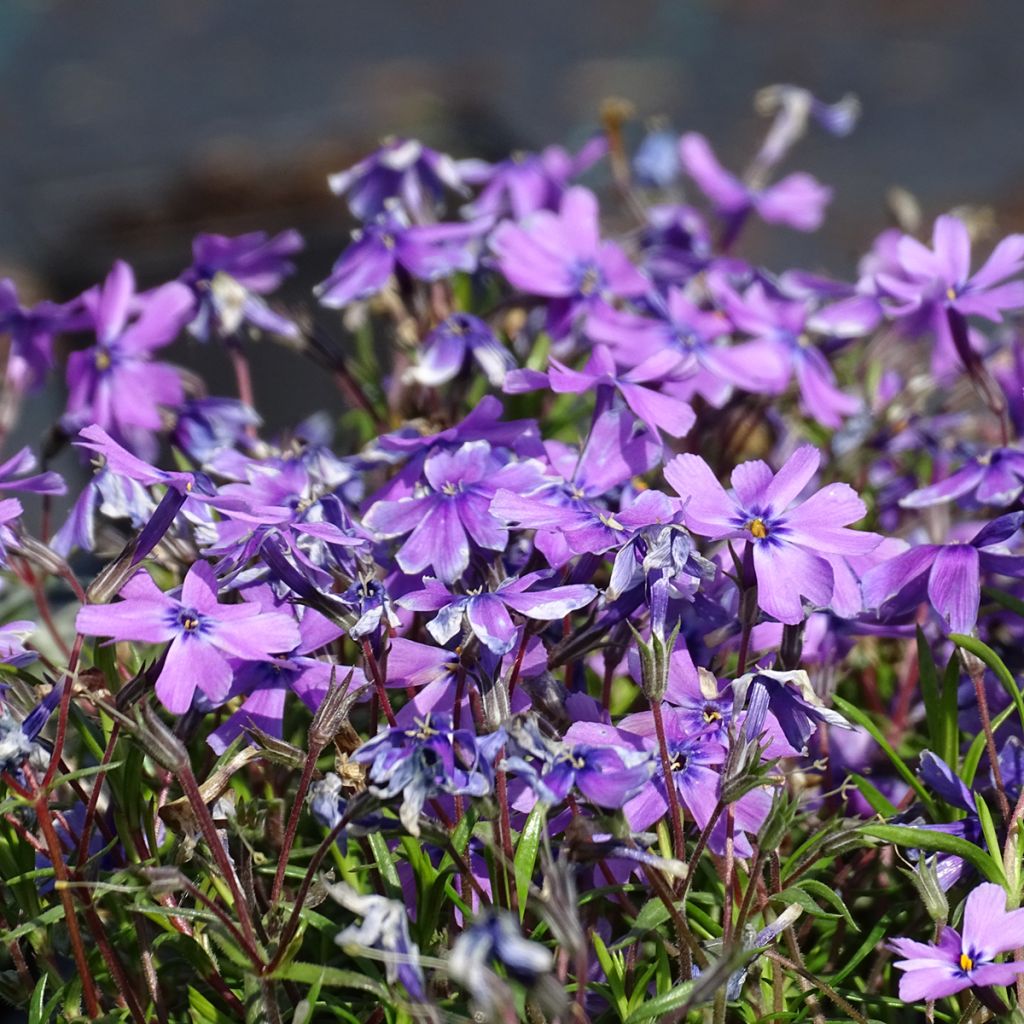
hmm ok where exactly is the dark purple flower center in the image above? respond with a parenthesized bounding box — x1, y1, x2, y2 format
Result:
(178, 608, 203, 634)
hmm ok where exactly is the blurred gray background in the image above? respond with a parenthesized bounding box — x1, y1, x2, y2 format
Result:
(2, 0, 1024, 437)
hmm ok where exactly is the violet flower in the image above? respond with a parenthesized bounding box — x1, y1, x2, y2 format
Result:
(0, 621, 38, 670)
(679, 132, 832, 236)
(64, 261, 194, 457)
(76, 561, 300, 714)
(328, 137, 467, 221)
(409, 312, 514, 388)
(352, 712, 504, 835)
(888, 882, 1024, 1001)
(363, 440, 546, 583)
(182, 229, 302, 341)
(666, 445, 881, 624)
(490, 186, 648, 338)
(862, 512, 1024, 634)
(460, 136, 606, 219)
(876, 215, 1024, 325)
(901, 447, 1024, 509)
(315, 205, 491, 308)
(507, 344, 697, 438)
(398, 571, 597, 656)
(0, 279, 80, 393)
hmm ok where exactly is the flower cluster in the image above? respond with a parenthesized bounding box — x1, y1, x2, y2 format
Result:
(2, 87, 1024, 1022)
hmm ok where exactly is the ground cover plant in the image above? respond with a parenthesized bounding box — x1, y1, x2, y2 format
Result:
(3, 86, 1024, 1022)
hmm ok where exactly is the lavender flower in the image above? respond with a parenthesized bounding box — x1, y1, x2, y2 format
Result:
(182, 229, 302, 341)
(901, 447, 1024, 509)
(889, 882, 1024, 1001)
(862, 512, 1024, 634)
(490, 186, 648, 338)
(329, 137, 467, 221)
(0, 280, 79, 392)
(316, 205, 491, 308)
(409, 313, 514, 388)
(399, 572, 597, 656)
(76, 561, 300, 714)
(666, 445, 881, 624)
(65, 261, 194, 456)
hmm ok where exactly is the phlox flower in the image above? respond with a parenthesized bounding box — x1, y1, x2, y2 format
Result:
(76, 561, 300, 714)
(889, 882, 1024, 1001)
(666, 445, 881, 624)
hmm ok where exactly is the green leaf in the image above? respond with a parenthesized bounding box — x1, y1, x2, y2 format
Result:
(797, 879, 858, 930)
(850, 774, 897, 817)
(366, 832, 402, 900)
(268, 961, 390, 1000)
(773, 886, 839, 921)
(27, 974, 47, 1024)
(862, 823, 1005, 884)
(963, 703, 1015, 786)
(832, 696, 937, 817)
(514, 804, 545, 919)
(0, 905, 66, 943)
(940, 653, 961, 769)
(189, 986, 240, 1024)
(623, 980, 696, 1023)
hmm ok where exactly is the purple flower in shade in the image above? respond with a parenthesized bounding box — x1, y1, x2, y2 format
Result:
(0, 447, 66, 566)
(711, 278, 872, 428)
(501, 716, 652, 808)
(328, 137, 467, 221)
(679, 132, 832, 236)
(665, 445, 882, 625)
(327, 882, 427, 1002)
(65, 261, 194, 457)
(490, 186, 648, 339)
(733, 668, 851, 755)
(568, 715, 770, 858)
(408, 313, 514, 388)
(171, 397, 261, 463)
(459, 136, 606, 220)
(75, 561, 300, 714)
(363, 440, 547, 583)
(398, 571, 598, 656)
(182, 230, 303, 341)
(0, 280, 81, 393)
(315, 205, 491, 308)
(489, 407, 663, 567)
(862, 512, 1024, 635)
(901, 447, 1024, 509)
(608, 516, 716, 604)
(207, 588, 350, 753)
(635, 203, 715, 285)
(352, 712, 503, 835)
(888, 882, 1024, 1001)
(586, 289, 788, 407)
(507, 344, 696, 439)
(875, 215, 1024, 325)
(0, 685, 61, 780)
(0, 621, 38, 670)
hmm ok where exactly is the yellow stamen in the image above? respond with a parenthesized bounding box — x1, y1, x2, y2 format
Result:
(747, 518, 768, 540)
(94, 350, 112, 371)
(946, 287, 957, 302)
(960, 952, 974, 972)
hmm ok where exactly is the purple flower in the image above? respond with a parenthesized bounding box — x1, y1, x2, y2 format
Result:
(901, 447, 1024, 509)
(0, 621, 38, 670)
(0, 280, 80, 393)
(680, 132, 831, 234)
(508, 344, 696, 439)
(182, 229, 302, 341)
(328, 137, 467, 221)
(76, 561, 300, 714)
(65, 261, 194, 456)
(633, 129, 682, 189)
(409, 313, 514, 388)
(876, 215, 1024, 324)
(490, 187, 648, 338)
(502, 716, 652, 808)
(889, 882, 1024, 1001)
(315, 206, 491, 308)
(398, 571, 597, 656)
(665, 445, 881, 624)
(460, 136, 606, 219)
(862, 513, 1024, 634)
(363, 441, 546, 583)
(353, 712, 503, 835)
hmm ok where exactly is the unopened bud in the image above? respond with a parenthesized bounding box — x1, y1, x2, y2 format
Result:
(909, 857, 948, 924)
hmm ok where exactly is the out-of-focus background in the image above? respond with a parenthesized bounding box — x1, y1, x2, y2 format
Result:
(2, 0, 1024, 434)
